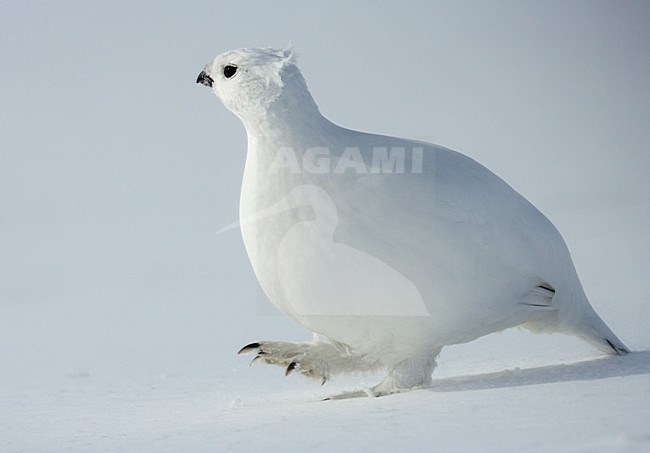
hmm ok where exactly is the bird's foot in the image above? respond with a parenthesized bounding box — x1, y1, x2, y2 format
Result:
(323, 383, 418, 400)
(238, 341, 330, 385)
(322, 349, 440, 399)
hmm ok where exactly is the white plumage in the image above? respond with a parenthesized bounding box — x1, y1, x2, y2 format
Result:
(197, 47, 628, 397)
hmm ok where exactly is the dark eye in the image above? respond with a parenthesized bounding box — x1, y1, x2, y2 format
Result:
(223, 65, 238, 78)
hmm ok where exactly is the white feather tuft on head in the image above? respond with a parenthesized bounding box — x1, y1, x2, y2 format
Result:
(283, 42, 297, 65)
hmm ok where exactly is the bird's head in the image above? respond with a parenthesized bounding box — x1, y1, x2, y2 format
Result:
(197, 47, 311, 124)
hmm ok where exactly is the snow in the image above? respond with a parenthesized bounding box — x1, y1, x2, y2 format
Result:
(1, 1, 649, 452)
(2, 329, 649, 452)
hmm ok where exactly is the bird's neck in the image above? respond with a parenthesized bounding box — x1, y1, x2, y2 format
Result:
(239, 87, 341, 217)
(240, 81, 338, 145)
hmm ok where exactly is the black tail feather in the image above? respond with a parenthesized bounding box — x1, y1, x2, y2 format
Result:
(605, 338, 630, 355)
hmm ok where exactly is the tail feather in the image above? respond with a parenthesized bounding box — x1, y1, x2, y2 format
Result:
(572, 310, 629, 355)
(603, 337, 630, 356)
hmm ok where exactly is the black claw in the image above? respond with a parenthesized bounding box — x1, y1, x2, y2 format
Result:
(238, 342, 261, 355)
(321, 377, 327, 386)
(285, 362, 296, 376)
(250, 355, 263, 366)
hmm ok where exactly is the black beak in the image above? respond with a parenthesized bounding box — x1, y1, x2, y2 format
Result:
(196, 71, 213, 87)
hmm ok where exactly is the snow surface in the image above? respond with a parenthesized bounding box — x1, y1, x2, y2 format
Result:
(1, 1, 649, 452)
(2, 329, 650, 452)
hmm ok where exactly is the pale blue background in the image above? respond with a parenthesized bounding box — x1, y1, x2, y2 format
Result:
(1, 0, 648, 399)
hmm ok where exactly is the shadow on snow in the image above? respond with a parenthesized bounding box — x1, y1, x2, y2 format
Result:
(430, 351, 650, 392)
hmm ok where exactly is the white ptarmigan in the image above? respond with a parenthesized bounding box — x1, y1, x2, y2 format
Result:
(197, 47, 628, 397)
